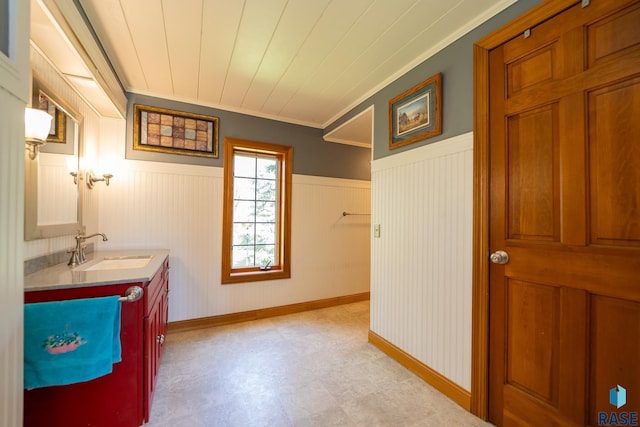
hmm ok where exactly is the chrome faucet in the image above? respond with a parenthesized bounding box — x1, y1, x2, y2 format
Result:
(68, 232, 108, 266)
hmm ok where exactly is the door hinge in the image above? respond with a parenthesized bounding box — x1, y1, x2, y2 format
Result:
(582, 0, 590, 8)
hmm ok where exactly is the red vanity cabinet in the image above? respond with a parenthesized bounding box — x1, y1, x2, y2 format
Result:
(24, 255, 169, 427)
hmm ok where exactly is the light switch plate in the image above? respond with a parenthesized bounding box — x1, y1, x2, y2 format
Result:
(374, 224, 381, 238)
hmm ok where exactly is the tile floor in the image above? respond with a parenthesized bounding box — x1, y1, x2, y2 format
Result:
(146, 301, 493, 427)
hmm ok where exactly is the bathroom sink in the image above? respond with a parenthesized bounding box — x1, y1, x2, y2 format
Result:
(79, 255, 153, 271)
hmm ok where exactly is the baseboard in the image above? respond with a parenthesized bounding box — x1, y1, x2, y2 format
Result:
(167, 292, 370, 333)
(368, 330, 471, 411)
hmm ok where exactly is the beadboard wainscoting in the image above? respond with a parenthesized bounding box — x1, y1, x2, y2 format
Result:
(370, 132, 473, 397)
(2, 1, 29, 422)
(98, 158, 371, 323)
(0, 87, 27, 427)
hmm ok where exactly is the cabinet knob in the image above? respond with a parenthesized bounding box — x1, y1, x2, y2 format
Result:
(156, 334, 165, 344)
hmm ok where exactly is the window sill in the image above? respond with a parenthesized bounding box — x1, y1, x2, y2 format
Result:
(221, 268, 290, 284)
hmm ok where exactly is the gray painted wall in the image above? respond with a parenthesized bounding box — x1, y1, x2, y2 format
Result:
(325, 0, 545, 160)
(126, 93, 371, 181)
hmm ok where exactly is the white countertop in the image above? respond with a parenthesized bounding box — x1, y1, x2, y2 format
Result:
(24, 249, 170, 292)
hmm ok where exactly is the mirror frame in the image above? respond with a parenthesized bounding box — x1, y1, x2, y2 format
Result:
(25, 72, 84, 240)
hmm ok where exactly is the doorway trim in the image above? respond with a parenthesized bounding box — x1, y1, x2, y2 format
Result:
(470, 0, 579, 419)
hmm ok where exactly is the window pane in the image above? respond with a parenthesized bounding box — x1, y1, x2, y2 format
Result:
(234, 200, 255, 222)
(232, 246, 254, 268)
(256, 223, 275, 244)
(234, 155, 256, 178)
(256, 201, 276, 222)
(234, 177, 255, 200)
(233, 223, 255, 245)
(256, 178, 276, 201)
(257, 157, 277, 179)
(255, 245, 276, 266)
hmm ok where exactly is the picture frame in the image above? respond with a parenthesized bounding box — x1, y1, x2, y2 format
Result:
(389, 72, 442, 150)
(133, 104, 219, 158)
(31, 74, 77, 156)
(34, 89, 66, 145)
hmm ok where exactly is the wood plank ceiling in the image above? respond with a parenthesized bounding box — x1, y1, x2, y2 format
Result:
(73, 0, 514, 135)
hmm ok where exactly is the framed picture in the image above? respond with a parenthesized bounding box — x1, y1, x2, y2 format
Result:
(133, 104, 219, 158)
(32, 74, 78, 156)
(37, 92, 66, 144)
(389, 72, 442, 150)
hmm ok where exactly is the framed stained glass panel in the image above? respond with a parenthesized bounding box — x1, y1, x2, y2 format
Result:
(133, 104, 219, 158)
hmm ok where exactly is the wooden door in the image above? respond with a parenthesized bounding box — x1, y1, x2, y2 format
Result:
(488, 1, 640, 425)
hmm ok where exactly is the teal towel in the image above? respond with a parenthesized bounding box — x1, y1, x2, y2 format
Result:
(24, 296, 122, 389)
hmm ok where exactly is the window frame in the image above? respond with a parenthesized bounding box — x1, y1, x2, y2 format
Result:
(221, 137, 292, 284)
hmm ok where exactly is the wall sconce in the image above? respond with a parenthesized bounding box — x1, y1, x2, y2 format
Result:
(86, 170, 113, 189)
(67, 157, 78, 185)
(24, 107, 53, 160)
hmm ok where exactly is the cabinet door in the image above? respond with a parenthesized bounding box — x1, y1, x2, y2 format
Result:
(143, 287, 168, 422)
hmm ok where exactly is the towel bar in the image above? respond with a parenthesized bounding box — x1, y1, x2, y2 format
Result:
(118, 286, 143, 303)
(342, 211, 371, 216)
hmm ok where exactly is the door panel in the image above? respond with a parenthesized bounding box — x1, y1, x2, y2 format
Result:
(588, 77, 640, 246)
(589, 296, 640, 425)
(488, 1, 640, 425)
(507, 104, 560, 242)
(507, 43, 558, 97)
(586, 3, 640, 67)
(500, 284, 589, 427)
(506, 280, 560, 405)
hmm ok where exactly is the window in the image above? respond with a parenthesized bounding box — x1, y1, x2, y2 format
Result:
(221, 138, 292, 284)
(1, 0, 10, 57)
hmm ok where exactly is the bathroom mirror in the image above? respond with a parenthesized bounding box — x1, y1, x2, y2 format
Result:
(24, 74, 83, 240)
